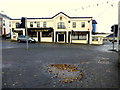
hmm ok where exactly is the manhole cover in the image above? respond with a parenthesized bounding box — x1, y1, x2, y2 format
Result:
(46, 64, 83, 83)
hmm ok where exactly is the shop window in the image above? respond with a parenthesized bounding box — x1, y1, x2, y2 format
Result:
(92, 37, 98, 41)
(71, 34, 79, 40)
(37, 22, 40, 27)
(72, 33, 87, 40)
(72, 22, 76, 28)
(18, 31, 23, 36)
(57, 22, 66, 29)
(81, 22, 85, 28)
(43, 22, 47, 27)
(42, 31, 52, 37)
(28, 32, 37, 37)
(30, 22, 33, 27)
(16, 23, 20, 28)
(79, 34, 87, 40)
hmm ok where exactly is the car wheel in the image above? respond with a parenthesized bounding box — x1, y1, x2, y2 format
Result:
(18, 40, 21, 43)
(29, 40, 32, 43)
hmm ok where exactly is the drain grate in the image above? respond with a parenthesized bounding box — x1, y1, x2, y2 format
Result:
(46, 64, 83, 83)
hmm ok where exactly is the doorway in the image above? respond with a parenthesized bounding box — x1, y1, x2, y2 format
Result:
(58, 34, 64, 42)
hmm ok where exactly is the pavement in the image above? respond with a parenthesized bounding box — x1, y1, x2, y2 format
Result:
(1, 40, 120, 88)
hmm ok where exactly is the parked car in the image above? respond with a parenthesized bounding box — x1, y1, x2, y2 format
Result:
(5, 33, 11, 39)
(17, 35, 36, 43)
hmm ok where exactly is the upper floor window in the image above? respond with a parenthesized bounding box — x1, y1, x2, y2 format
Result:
(72, 22, 76, 28)
(37, 22, 40, 27)
(3, 20, 5, 26)
(16, 23, 20, 28)
(43, 22, 46, 27)
(9, 22, 11, 27)
(57, 22, 65, 29)
(30, 22, 33, 27)
(81, 22, 85, 28)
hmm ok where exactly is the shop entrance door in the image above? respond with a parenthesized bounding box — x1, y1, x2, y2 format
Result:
(58, 34, 64, 42)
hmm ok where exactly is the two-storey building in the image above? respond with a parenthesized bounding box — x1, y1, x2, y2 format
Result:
(11, 12, 95, 44)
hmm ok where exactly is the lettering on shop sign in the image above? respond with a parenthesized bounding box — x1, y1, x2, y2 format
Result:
(73, 32, 88, 35)
(14, 30, 22, 33)
(30, 30, 49, 32)
(58, 32, 65, 34)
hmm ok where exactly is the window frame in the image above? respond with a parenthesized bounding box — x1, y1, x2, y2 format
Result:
(43, 22, 47, 28)
(16, 23, 20, 28)
(72, 22, 76, 28)
(30, 22, 33, 27)
(81, 22, 85, 28)
(37, 22, 40, 27)
(57, 22, 66, 29)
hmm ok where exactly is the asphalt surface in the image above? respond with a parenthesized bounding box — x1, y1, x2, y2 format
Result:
(1, 40, 119, 88)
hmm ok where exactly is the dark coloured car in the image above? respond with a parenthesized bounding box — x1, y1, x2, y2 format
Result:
(17, 35, 36, 43)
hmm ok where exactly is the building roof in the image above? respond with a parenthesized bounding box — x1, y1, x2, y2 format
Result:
(11, 12, 93, 20)
(0, 13, 11, 19)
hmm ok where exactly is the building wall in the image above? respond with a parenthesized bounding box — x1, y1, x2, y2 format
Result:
(2, 17, 11, 35)
(70, 20, 92, 31)
(11, 16, 92, 32)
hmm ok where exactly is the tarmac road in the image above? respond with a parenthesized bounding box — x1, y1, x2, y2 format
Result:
(1, 40, 119, 88)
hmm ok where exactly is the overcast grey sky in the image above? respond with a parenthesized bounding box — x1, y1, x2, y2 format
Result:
(0, 0, 119, 33)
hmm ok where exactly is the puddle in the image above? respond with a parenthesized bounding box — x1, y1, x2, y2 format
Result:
(46, 64, 83, 83)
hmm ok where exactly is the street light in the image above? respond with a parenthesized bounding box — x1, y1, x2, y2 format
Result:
(25, 17, 28, 49)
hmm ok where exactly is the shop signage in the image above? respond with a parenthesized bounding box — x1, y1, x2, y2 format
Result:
(73, 32, 88, 35)
(14, 30, 23, 33)
(29, 30, 49, 32)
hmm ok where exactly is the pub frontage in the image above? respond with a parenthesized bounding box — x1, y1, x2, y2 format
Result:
(10, 12, 100, 44)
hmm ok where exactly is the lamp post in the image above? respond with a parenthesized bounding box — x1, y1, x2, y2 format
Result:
(25, 17, 28, 49)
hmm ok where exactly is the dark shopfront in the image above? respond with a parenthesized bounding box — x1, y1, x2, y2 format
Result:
(27, 28, 54, 42)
